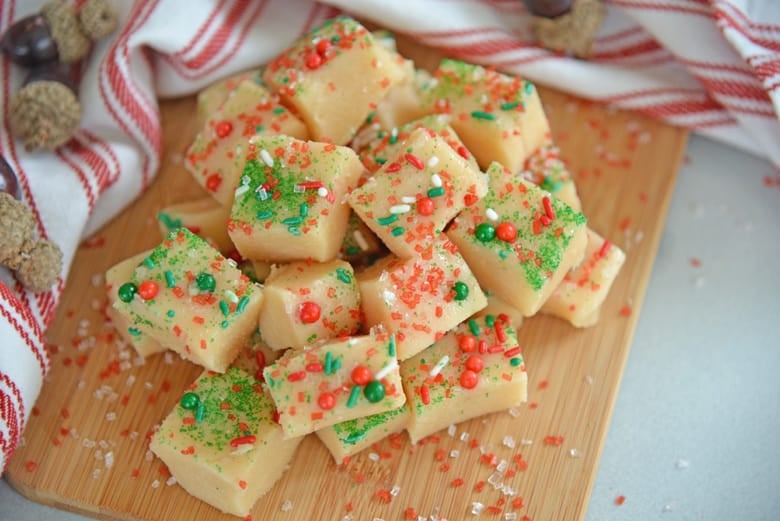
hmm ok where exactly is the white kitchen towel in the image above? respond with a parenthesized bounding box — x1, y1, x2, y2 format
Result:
(1, 0, 778, 473)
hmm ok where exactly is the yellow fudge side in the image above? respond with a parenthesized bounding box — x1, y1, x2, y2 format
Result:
(420, 59, 550, 173)
(186, 80, 309, 206)
(400, 316, 527, 444)
(357, 238, 487, 361)
(111, 229, 263, 372)
(316, 403, 410, 463)
(258, 260, 362, 351)
(541, 228, 626, 327)
(263, 331, 406, 438)
(150, 367, 301, 517)
(448, 162, 588, 316)
(105, 250, 164, 358)
(262, 17, 406, 145)
(519, 143, 582, 211)
(156, 198, 234, 255)
(227, 135, 364, 263)
(349, 128, 487, 259)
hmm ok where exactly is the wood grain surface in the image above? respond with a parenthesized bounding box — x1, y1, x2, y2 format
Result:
(5, 37, 687, 521)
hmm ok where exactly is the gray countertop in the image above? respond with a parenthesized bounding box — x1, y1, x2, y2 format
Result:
(2, 134, 779, 521)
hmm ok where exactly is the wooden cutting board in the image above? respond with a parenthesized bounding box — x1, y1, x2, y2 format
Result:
(5, 36, 687, 521)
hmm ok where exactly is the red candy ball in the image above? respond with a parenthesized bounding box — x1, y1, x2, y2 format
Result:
(305, 52, 322, 69)
(460, 369, 478, 389)
(458, 335, 476, 352)
(137, 281, 159, 300)
(351, 365, 371, 386)
(416, 197, 435, 216)
(215, 121, 233, 138)
(496, 222, 517, 242)
(465, 355, 484, 373)
(318, 392, 336, 410)
(299, 301, 321, 323)
(315, 39, 330, 55)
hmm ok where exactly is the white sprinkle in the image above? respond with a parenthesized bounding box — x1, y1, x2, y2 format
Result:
(260, 149, 274, 167)
(256, 187, 269, 200)
(224, 290, 239, 303)
(151, 479, 160, 489)
(341, 515, 353, 521)
(373, 518, 385, 521)
(521, 438, 533, 446)
(505, 513, 518, 521)
(119, 360, 132, 372)
(382, 289, 396, 305)
(390, 485, 401, 496)
(389, 204, 411, 214)
(676, 458, 689, 469)
(129, 431, 139, 441)
(429, 355, 449, 377)
(368, 452, 380, 462)
(502, 435, 515, 448)
(234, 184, 250, 197)
(281, 500, 293, 512)
(401, 195, 417, 204)
(487, 471, 502, 487)
(447, 424, 457, 437)
(105, 412, 117, 422)
(163, 352, 174, 365)
(145, 450, 154, 462)
(500, 484, 515, 496)
(638, 131, 652, 144)
(92, 468, 101, 480)
(353, 230, 369, 251)
(391, 127, 398, 138)
(94, 450, 104, 461)
(144, 381, 153, 390)
(430, 173, 443, 187)
(231, 445, 254, 456)
(496, 459, 508, 472)
(485, 208, 499, 222)
(69, 428, 79, 439)
(460, 432, 470, 442)
(507, 407, 520, 418)
(584, 375, 594, 384)
(104, 451, 114, 468)
(166, 476, 177, 486)
(662, 504, 674, 512)
(450, 450, 459, 458)
(317, 187, 329, 198)
(471, 502, 485, 515)
(82, 439, 96, 449)
(569, 448, 581, 458)
(293, 184, 305, 194)
(427, 156, 439, 168)
(374, 359, 398, 381)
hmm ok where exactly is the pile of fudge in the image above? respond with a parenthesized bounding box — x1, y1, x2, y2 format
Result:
(107, 17, 626, 517)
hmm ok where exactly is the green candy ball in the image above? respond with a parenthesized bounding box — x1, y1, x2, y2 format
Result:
(180, 392, 200, 410)
(475, 223, 495, 243)
(117, 282, 137, 303)
(452, 281, 469, 301)
(363, 380, 386, 403)
(195, 272, 216, 292)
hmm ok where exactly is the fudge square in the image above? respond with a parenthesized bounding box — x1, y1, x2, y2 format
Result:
(519, 143, 581, 212)
(227, 134, 364, 263)
(316, 403, 410, 463)
(263, 330, 406, 439)
(400, 315, 527, 444)
(541, 228, 626, 327)
(447, 162, 588, 317)
(258, 259, 362, 351)
(420, 59, 550, 173)
(262, 17, 406, 145)
(349, 127, 487, 259)
(105, 250, 164, 358)
(150, 366, 302, 517)
(357, 238, 487, 361)
(196, 68, 262, 128)
(111, 229, 263, 372)
(186, 79, 309, 206)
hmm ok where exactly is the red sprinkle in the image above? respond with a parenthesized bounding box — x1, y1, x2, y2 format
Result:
(598, 240, 612, 258)
(230, 435, 256, 448)
(24, 461, 37, 472)
(615, 495, 626, 506)
(496, 222, 517, 242)
(494, 321, 507, 343)
(318, 392, 336, 410)
(305, 363, 324, 373)
(421, 384, 430, 405)
(215, 121, 233, 138)
(542, 196, 555, 219)
(460, 369, 478, 389)
(287, 371, 306, 382)
(504, 347, 522, 358)
(385, 162, 401, 173)
(404, 153, 424, 170)
(299, 301, 321, 323)
(457, 145, 470, 159)
(416, 197, 435, 216)
(297, 181, 323, 190)
(619, 305, 632, 317)
(137, 281, 159, 300)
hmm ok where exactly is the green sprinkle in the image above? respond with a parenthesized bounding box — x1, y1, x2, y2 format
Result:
(195, 402, 205, 423)
(219, 300, 230, 316)
(452, 281, 469, 301)
(388, 134, 398, 145)
(366, 111, 376, 123)
(221, 320, 229, 329)
(255, 125, 265, 133)
(499, 249, 508, 259)
(335, 268, 352, 284)
(500, 101, 519, 110)
(157, 212, 182, 230)
(324, 351, 333, 375)
(377, 214, 398, 226)
(282, 217, 303, 225)
(485, 314, 496, 327)
(167, 309, 175, 318)
(524, 81, 534, 94)
(375, 157, 387, 165)
(237, 296, 250, 314)
(299, 202, 309, 217)
(468, 318, 480, 336)
(332, 357, 342, 372)
(272, 107, 285, 114)
(344, 430, 367, 444)
(346, 385, 361, 408)
(143, 257, 155, 269)
(196, 272, 216, 292)
(345, 246, 360, 256)
(388, 334, 396, 357)
(164, 270, 176, 288)
(510, 357, 522, 367)
(256, 210, 273, 220)
(287, 226, 301, 236)
(128, 327, 141, 336)
(471, 110, 496, 121)
(391, 226, 404, 237)
(427, 186, 445, 198)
